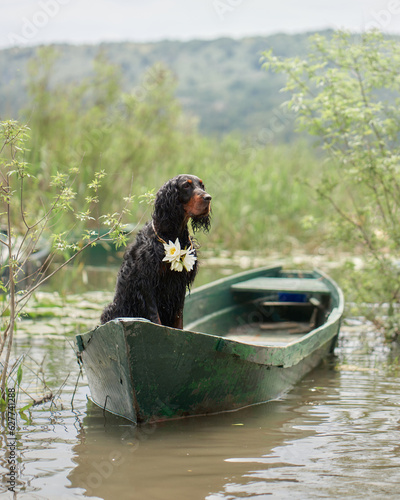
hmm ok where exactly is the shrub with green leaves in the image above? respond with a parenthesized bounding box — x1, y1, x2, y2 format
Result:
(263, 31, 400, 337)
(0, 119, 134, 399)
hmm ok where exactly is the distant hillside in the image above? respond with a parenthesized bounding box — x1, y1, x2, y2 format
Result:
(0, 31, 331, 137)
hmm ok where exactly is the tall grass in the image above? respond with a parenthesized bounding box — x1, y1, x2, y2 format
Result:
(19, 47, 330, 256)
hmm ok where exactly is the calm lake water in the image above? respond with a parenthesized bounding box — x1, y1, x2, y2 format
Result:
(2, 263, 400, 499)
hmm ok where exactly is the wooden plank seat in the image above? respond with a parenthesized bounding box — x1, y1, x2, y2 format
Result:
(231, 277, 331, 295)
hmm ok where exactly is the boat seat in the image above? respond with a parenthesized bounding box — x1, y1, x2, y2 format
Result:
(231, 277, 331, 295)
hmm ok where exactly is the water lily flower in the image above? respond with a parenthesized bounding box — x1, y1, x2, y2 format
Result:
(181, 248, 197, 272)
(171, 258, 184, 272)
(162, 238, 181, 264)
(162, 238, 197, 272)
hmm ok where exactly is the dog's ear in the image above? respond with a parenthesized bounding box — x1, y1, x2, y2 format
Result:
(191, 211, 211, 234)
(153, 178, 185, 232)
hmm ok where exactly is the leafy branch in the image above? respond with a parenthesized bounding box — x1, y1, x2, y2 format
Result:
(0, 119, 139, 400)
(263, 30, 400, 336)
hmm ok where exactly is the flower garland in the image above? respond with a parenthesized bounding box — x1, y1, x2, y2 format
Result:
(152, 222, 197, 272)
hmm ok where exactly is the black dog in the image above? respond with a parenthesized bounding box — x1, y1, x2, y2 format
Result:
(100, 175, 211, 328)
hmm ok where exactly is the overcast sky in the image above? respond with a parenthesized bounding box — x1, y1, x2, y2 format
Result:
(2, 0, 400, 49)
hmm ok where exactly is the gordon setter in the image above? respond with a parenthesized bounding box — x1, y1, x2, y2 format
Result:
(100, 175, 211, 328)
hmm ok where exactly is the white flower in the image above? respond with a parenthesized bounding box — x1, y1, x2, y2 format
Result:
(161, 238, 197, 272)
(162, 238, 181, 264)
(171, 258, 184, 272)
(181, 248, 197, 272)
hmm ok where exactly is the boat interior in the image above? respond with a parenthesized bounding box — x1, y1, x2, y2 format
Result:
(186, 273, 333, 347)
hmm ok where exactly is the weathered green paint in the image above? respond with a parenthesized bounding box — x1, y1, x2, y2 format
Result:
(76, 266, 344, 424)
(77, 321, 138, 422)
(231, 276, 331, 294)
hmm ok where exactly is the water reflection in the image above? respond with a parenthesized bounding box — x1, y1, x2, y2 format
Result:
(214, 367, 400, 499)
(67, 355, 400, 500)
(2, 296, 400, 499)
(68, 396, 303, 500)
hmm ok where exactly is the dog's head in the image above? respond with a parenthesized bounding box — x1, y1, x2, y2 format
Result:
(153, 174, 211, 233)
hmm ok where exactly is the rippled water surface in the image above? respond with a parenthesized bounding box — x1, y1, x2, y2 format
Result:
(2, 270, 400, 499)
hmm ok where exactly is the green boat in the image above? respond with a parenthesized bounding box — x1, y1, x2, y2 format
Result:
(76, 266, 344, 424)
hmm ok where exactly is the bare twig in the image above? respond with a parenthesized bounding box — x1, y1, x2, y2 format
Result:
(0, 179, 16, 398)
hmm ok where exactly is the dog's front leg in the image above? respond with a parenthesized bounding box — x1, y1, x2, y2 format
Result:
(143, 289, 162, 325)
(148, 304, 162, 325)
(172, 308, 184, 330)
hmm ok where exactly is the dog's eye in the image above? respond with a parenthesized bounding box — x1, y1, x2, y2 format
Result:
(183, 182, 191, 189)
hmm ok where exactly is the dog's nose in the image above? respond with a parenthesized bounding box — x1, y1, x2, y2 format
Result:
(203, 194, 212, 202)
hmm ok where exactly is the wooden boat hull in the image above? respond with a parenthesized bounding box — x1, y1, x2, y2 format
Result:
(76, 266, 344, 424)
